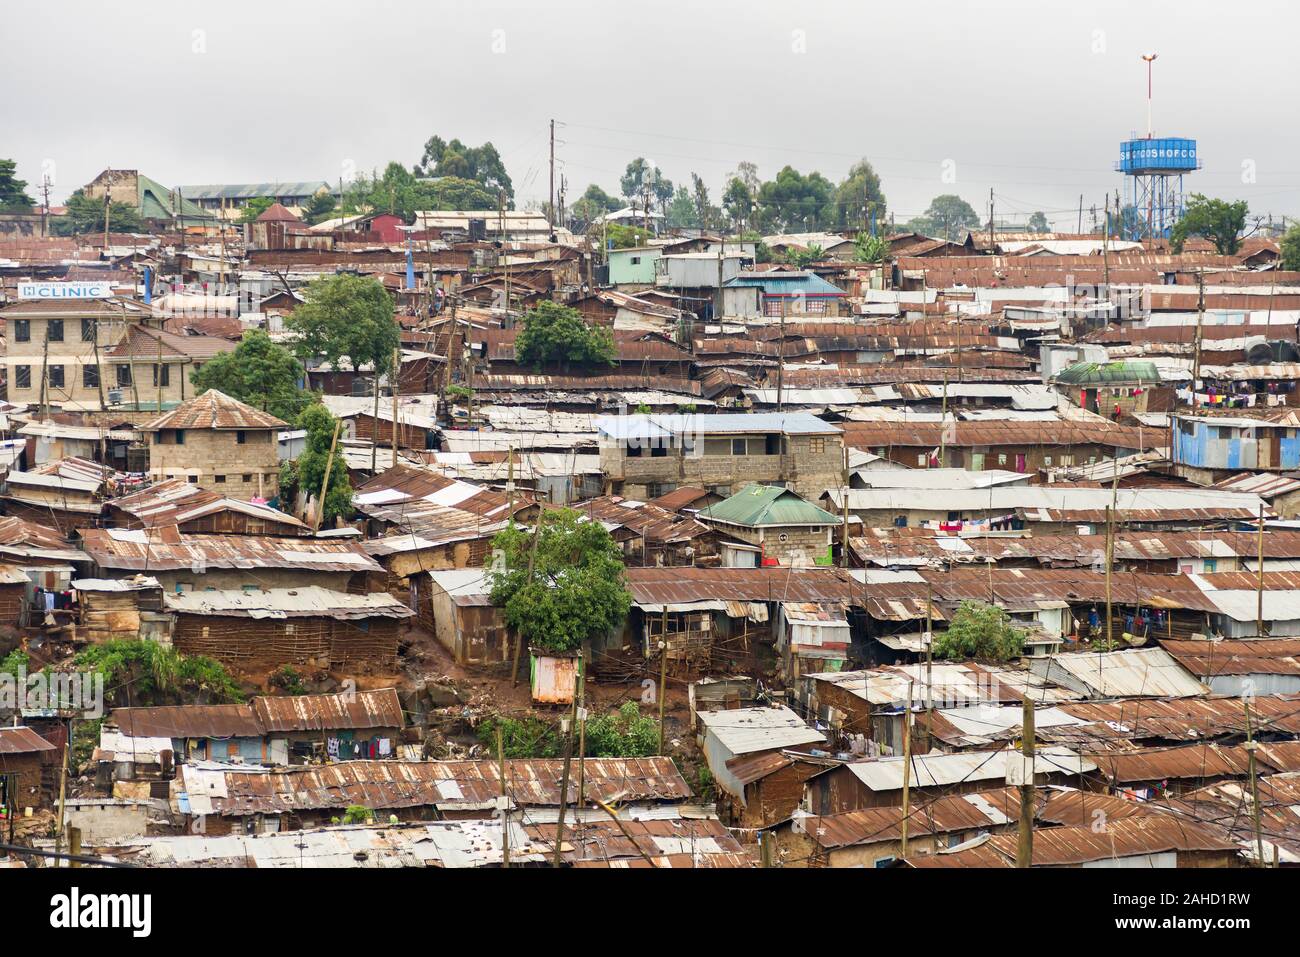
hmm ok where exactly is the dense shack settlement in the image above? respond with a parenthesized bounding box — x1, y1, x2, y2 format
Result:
(3, 160, 1300, 871)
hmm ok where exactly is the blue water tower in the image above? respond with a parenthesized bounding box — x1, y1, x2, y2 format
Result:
(1114, 136, 1200, 241)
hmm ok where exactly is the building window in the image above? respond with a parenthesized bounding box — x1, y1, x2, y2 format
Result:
(48, 365, 64, 389)
(152, 364, 170, 387)
(630, 256, 641, 265)
(703, 438, 731, 456)
(116, 364, 132, 387)
(12, 319, 29, 342)
(14, 366, 31, 389)
(809, 437, 826, 454)
(731, 438, 747, 456)
(174, 429, 185, 445)
(237, 430, 247, 444)
(81, 319, 96, 342)
(242, 474, 252, 482)
(47, 319, 64, 342)
(187, 475, 198, 483)
(214, 475, 226, 483)
(83, 364, 100, 388)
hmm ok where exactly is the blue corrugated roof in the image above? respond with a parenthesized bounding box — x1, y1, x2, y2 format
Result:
(724, 271, 846, 295)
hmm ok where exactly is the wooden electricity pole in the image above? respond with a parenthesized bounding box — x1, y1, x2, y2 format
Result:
(497, 723, 510, 868)
(900, 679, 914, 859)
(1257, 503, 1266, 637)
(1243, 698, 1266, 867)
(313, 419, 342, 532)
(391, 345, 401, 464)
(551, 662, 580, 867)
(1016, 697, 1036, 867)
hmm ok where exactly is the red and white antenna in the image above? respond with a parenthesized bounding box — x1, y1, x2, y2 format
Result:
(1141, 53, 1158, 139)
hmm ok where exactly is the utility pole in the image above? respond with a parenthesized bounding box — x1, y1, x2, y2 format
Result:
(1193, 269, 1206, 387)
(988, 187, 994, 252)
(900, 678, 914, 859)
(1077, 194, 1083, 235)
(939, 373, 949, 468)
(924, 583, 934, 752)
(496, 723, 510, 868)
(391, 344, 401, 465)
(657, 637, 668, 755)
(314, 419, 342, 532)
(1104, 504, 1114, 648)
(1016, 697, 1036, 867)
(840, 447, 850, 568)
(1243, 698, 1266, 866)
(551, 664, 580, 867)
(1257, 504, 1266, 638)
(548, 119, 556, 231)
(576, 650, 587, 814)
(776, 297, 786, 411)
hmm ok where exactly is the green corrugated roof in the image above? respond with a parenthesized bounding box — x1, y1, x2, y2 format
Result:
(1053, 361, 1161, 385)
(136, 174, 214, 222)
(697, 483, 841, 527)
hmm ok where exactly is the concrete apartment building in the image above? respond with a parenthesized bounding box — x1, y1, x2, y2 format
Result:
(140, 390, 287, 501)
(595, 412, 844, 502)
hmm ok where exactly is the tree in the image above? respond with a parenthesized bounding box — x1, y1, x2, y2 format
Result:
(487, 509, 631, 654)
(415, 135, 513, 199)
(690, 173, 718, 231)
(280, 402, 354, 523)
(583, 702, 659, 757)
(191, 330, 311, 422)
(620, 157, 672, 212)
(238, 197, 275, 224)
(832, 159, 888, 230)
(75, 640, 242, 707)
(602, 223, 654, 250)
(286, 273, 400, 387)
(755, 166, 836, 232)
(666, 185, 697, 229)
(910, 194, 981, 241)
(1027, 211, 1050, 233)
(514, 300, 615, 371)
(722, 176, 755, 230)
(1281, 223, 1300, 272)
(52, 188, 142, 236)
(304, 188, 337, 225)
(571, 184, 621, 229)
(0, 159, 34, 213)
(419, 175, 499, 211)
(931, 601, 1025, 661)
(785, 243, 824, 268)
(1171, 193, 1249, 255)
(853, 231, 889, 263)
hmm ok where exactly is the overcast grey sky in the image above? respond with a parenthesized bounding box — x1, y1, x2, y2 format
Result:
(6, 0, 1297, 228)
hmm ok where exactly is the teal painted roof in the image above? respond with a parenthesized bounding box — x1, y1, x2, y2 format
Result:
(1054, 361, 1161, 385)
(724, 271, 845, 296)
(698, 483, 841, 527)
(136, 174, 214, 222)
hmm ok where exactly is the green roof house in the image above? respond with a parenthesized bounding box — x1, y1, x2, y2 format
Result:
(84, 169, 215, 227)
(1052, 360, 1167, 419)
(697, 483, 841, 568)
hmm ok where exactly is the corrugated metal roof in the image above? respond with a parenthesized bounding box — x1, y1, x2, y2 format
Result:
(1044, 648, 1208, 699)
(0, 726, 56, 755)
(142, 390, 287, 431)
(798, 787, 1022, 849)
(164, 586, 413, 620)
(846, 746, 1094, 791)
(987, 815, 1238, 864)
(79, 528, 379, 573)
(696, 706, 825, 755)
(697, 483, 841, 528)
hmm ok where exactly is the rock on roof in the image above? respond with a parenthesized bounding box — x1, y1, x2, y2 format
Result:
(142, 390, 287, 431)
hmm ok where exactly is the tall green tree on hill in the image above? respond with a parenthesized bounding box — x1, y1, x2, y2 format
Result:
(279, 402, 354, 524)
(415, 135, 513, 200)
(1171, 194, 1249, 255)
(487, 509, 631, 654)
(514, 301, 615, 371)
(0, 160, 34, 213)
(909, 194, 981, 241)
(52, 189, 143, 236)
(755, 165, 836, 232)
(1281, 223, 1300, 272)
(831, 159, 887, 230)
(191, 330, 311, 422)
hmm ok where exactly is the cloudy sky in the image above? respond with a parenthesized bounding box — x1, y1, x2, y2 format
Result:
(6, 0, 1297, 228)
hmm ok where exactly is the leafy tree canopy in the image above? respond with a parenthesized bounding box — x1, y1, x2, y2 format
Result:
(931, 600, 1025, 662)
(1027, 211, 1050, 233)
(756, 165, 836, 232)
(666, 185, 697, 229)
(1281, 223, 1300, 272)
(602, 222, 655, 250)
(0, 159, 34, 213)
(583, 702, 659, 757)
(853, 231, 889, 263)
(515, 300, 615, 371)
(52, 189, 143, 236)
(908, 194, 981, 241)
(722, 176, 755, 230)
(304, 188, 337, 225)
(571, 183, 622, 230)
(487, 509, 631, 654)
(415, 135, 513, 199)
(280, 401, 354, 523)
(285, 273, 400, 380)
(1171, 193, 1248, 255)
(75, 640, 242, 707)
(831, 158, 888, 230)
(238, 197, 275, 224)
(191, 329, 311, 422)
(620, 157, 673, 209)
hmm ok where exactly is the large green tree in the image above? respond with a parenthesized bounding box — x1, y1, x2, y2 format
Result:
(190, 330, 311, 422)
(932, 601, 1025, 662)
(620, 157, 673, 212)
(415, 135, 513, 199)
(1281, 223, 1300, 272)
(755, 166, 836, 232)
(1171, 193, 1249, 254)
(286, 273, 400, 386)
(52, 188, 143, 236)
(304, 188, 337, 225)
(0, 160, 34, 213)
(279, 402, 354, 524)
(722, 176, 755, 230)
(571, 184, 622, 230)
(909, 194, 981, 241)
(690, 173, 719, 232)
(666, 186, 697, 229)
(514, 301, 615, 371)
(831, 159, 887, 230)
(238, 197, 275, 224)
(487, 509, 631, 653)
(1027, 211, 1050, 233)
